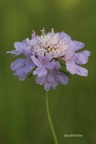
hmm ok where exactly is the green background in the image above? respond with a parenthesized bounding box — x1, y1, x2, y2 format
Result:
(0, 0, 95, 144)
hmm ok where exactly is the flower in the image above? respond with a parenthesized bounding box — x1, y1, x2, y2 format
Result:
(10, 58, 35, 80)
(7, 28, 90, 90)
(31, 53, 60, 77)
(61, 40, 91, 76)
(7, 38, 32, 57)
(7, 38, 35, 80)
(35, 69, 68, 91)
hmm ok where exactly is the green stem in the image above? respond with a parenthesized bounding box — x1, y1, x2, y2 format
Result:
(45, 90, 58, 144)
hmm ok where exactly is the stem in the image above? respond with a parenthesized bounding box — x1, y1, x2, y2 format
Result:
(45, 90, 58, 144)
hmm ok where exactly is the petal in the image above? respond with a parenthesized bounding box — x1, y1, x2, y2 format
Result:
(12, 59, 35, 80)
(7, 50, 22, 56)
(74, 50, 91, 64)
(63, 49, 74, 61)
(38, 53, 44, 59)
(23, 48, 32, 58)
(13, 68, 27, 81)
(23, 59, 35, 74)
(22, 38, 30, 46)
(13, 42, 26, 55)
(7, 42, 27, 56)
(55, 61, 61, 69)
(46, 62, 56, 69)
(71, 41, 85, 51)
(31, 56, 41, 66)
(33, 66, 47, 77)
(59, 32, 71, 42)
(45, 53, 53, 61)
(10, 58, 26, 71)
(35, 69, 58, 91)
(14, 42, 26, 51)
(55, 70, 68, 85)
(66, 61, 88, 76)
(44, 71, 58, 91)
(35, 75, 46, 85)
(14, 39, 32, 57)
(44, 81, 58, 91)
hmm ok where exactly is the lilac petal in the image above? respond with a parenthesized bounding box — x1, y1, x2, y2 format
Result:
(31, 56, 41, 66)
(14, 42, 26, 50)
(7, 50, 21, 56)
(12, 59, 35, 80)
(23, 48, 32, 58)
(38, 53, 52, 62)
(35, 75, 46, 85)
(7, 42, 26, 56)
(10, 58, 26, 71)
(74, 50, 91, 64)
(35, 68, 68, 90)
(35, 69, 58, 91)
(55, 71, 68, 84)
(13, 65, 34, 81)
(46, 62, 56, 69)
(38, 53, 44, 59)
(44, 72, 58, 91)
(44, 80, 58, 91)
(22, 38, 30, 46)
(14, 42, 26, 55)
(13, 68, 27, 81)
(23, 60, 35, 73)
(33, 66, 47, 77)
(55, 61, 61, 69)
(66, 61, 88, 76)
(13, 39, 32, 57)
(45, 53, 53, 61)
(22, 39, 32, 57)
(59, 32, 71, 42)
(63, 49, 74, 61)
(71, 41, 85, 51)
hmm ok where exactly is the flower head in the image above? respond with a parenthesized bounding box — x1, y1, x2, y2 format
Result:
(7, 28, 90, 90)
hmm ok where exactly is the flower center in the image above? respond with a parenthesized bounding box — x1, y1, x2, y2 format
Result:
(42, 59, 46, 64)
(32, 34, 69, 58)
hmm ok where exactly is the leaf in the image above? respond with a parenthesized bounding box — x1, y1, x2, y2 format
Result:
(60, 69, 72, 78)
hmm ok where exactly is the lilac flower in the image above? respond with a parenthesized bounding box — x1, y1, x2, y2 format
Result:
(61, 40, 91, 76)
(31, 53, 60, 77)
(35, 69, 68, 91)
(7, 38, 35, 80)
(7, 38, 33, 57)
(7, 28, 90, 90)
(10, 58, 35, 80)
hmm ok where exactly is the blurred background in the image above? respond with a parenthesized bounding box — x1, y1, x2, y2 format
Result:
(0, 0, 96, 143)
